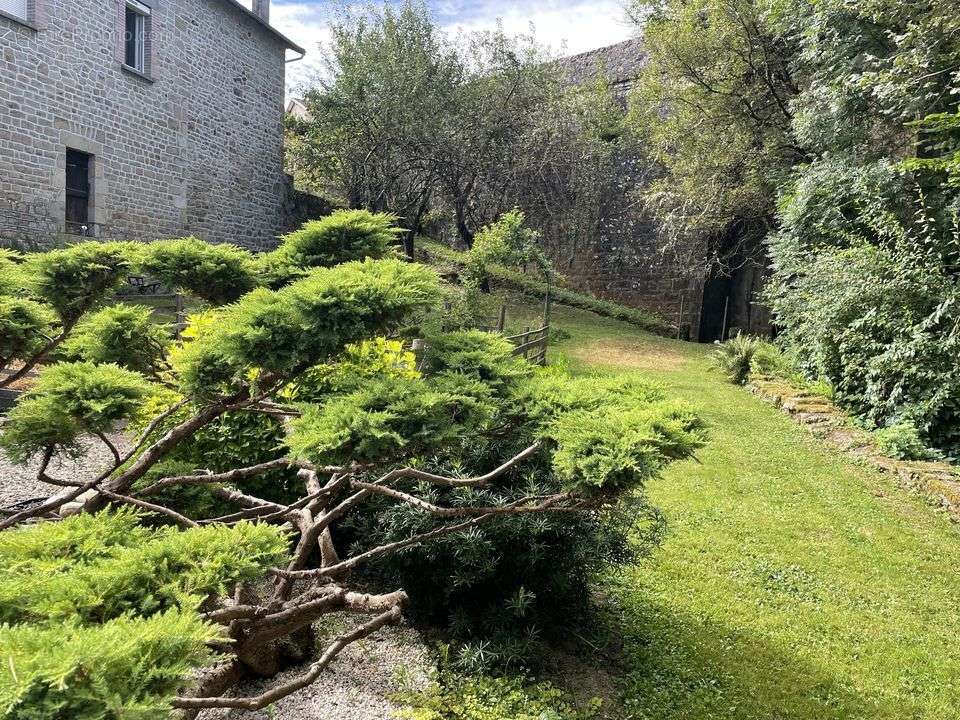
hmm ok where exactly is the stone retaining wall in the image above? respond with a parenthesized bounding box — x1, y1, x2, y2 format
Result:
(750, 376, 960, 521)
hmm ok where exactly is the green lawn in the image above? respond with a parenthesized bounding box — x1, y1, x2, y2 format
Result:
(511, 298, 960, 720)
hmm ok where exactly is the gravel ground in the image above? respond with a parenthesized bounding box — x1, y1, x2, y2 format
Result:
(0, 429, 130, 508)
(198, 619, 433, 720)
(0, 429, 435, 718)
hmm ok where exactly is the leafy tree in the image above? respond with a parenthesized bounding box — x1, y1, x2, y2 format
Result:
(762, 0, 960, 452)
(287, 1, 609, 257)
(626, 0, 802, 272)
(431, 28, 560, 248)
(287, 1, 459, 257)
(630, 0, 960, 452)
(464, 210, 551, 293)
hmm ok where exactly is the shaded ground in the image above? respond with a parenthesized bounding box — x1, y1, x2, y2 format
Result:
(198, 621, 431, 720)
(532, 301, 960, 720)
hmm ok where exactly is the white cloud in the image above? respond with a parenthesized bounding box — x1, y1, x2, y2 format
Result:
(443, 0, 633, 56)
(271, 2, 333, 95)
(270, 0, 636, 98)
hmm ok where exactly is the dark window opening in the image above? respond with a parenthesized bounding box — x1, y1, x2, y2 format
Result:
(125, 5, 146, 72)
(65, 149, 92, 231)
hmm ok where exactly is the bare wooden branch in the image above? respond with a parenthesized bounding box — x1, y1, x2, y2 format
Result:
(0, 322, 76, 390)
(35, 446, 82, 488)
(273, 493, 580, 581)
(137, 458, 323, 497)
(94, 431, 122, 468)
(210, 486, 287, 513)
(172, 606, 404, 711)
(351, 481, 564, 517)
(373, 441, 541, 488)
(99, 490, 199, 529)
(202, 605, 270, 624)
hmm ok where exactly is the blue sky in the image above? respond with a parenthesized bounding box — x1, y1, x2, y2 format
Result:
(262, 1, 636, 95)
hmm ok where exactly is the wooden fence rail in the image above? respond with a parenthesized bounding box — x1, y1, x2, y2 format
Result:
(506, 325, 549, 366)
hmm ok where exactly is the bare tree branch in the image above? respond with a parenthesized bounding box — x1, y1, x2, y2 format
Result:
(172, 606, 404, 711)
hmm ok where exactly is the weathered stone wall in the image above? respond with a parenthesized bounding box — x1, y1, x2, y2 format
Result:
(550, 39, 707, 338)
(0, 0, 289, 251)
(541, 141, 705, 339)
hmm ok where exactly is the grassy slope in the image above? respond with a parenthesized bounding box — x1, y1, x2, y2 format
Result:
(509, 297, 960, 720)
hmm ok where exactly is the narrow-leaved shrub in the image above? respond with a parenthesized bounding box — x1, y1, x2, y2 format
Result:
(23, 242, 135, 322)
(0, 297, 57, 368)
(259, 210, 400, 285)
(0, 362, 152, 462)
(0, 610, 220, 719)
(0, 509, 288, 624)
(711, 333, 765, 385)
(60, 304, 171, 375)
(138, 237, 258, 305)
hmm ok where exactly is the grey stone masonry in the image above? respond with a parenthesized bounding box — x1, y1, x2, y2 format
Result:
(0, 0, 302, 250)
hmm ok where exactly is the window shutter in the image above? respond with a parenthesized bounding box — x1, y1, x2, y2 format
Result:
(0, 0, 29, 20)
(116, 0, 126, 63)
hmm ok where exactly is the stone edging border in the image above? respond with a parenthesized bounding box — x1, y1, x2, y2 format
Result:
(748, 376, 960, 522)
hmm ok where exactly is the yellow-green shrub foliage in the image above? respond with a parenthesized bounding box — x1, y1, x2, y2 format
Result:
(0, 509, 288, 624)
(60, 304, 171, 375)
(330, 356, 705, 656)
(0, 362, 153, 463)
(1, 611, 220, 719)
(0, 510, 287, 719)
(172, 258, 439, 398)
(285, 337, 419, 402)
(0, 297, 57, 366)
(550, 401, 706, 497)
(23, 242, 135, 322)
(287, 374, 492, 466)
(137, 237, 258, 305)
(464, 209, 550, 289)
(0, 249, 29, 296)
(259, 210, 401, 286)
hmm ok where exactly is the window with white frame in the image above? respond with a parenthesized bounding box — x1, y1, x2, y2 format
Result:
(0, 0, 30, 23)
(123, 0, 150, 74)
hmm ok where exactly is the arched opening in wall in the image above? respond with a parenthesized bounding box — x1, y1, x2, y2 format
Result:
(698, 262, 773, 342)
(698, 267, 732, 342)
(697, 227, 773, 342)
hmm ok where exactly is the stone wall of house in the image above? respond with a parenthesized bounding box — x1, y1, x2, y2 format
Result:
(0, 0, 289, 251)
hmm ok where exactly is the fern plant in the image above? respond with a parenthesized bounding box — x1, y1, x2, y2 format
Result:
(711, 334, 765, 385)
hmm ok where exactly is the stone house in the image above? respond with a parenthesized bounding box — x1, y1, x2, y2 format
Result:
(557, 38, 771, 341)
(0, 0, 304, 250)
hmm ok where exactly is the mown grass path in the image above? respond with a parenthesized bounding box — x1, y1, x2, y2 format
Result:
(509, 300, 960, 720)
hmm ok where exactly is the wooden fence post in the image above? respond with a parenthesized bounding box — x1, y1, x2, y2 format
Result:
(174, 294, 185, 340)
(720, 296, 730, 342)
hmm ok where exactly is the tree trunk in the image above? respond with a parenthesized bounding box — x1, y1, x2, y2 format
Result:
(454, 195, 475, 249)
